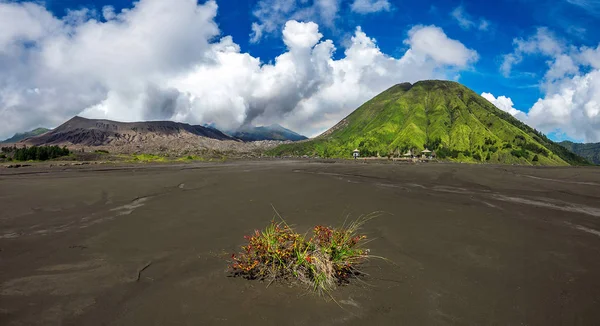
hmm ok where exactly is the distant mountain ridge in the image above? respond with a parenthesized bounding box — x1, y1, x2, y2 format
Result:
(24, 116, 236, 146)
(559, 141, 600, 165)
(233, 124, 307, 142)
(1, 128, 51, 143)
(269, 80, 590, 166)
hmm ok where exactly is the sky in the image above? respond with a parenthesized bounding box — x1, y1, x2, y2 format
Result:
(1, 0, 600, 142)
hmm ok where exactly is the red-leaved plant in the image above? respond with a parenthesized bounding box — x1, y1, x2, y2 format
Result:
(229, 211, 379, 294)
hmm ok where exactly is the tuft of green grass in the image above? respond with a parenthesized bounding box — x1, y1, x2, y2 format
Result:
(176, 155, 205, 162)
(129, 154, 169, 163)
(229, 210, 380, 294)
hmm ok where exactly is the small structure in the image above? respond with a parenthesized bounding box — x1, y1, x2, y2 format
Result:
(352, 149, 360, 160)
(402, 149, 412, 158)
(421, 148, 432, 159)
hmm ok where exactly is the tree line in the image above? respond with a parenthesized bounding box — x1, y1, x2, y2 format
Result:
(1, 145, 70, 161)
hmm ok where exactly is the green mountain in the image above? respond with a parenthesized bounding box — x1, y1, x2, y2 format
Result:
(559, 141, 600, 165)
(233, 124, 307, 142)
(1, 128, 51, 143)
(269, 80, 590, 166)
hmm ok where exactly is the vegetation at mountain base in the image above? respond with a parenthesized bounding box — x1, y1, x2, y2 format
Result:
(268, 80, 590, 166)
(0, 128, 51, 144)
(129, 153, 169, 163)
(559, 141, 600, 165)
(1, 145, 70, 161)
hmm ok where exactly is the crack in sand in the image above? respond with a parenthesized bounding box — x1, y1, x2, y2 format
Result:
(0, 259, 120, 296)
(520, 175, 600, 186)
(491, 195, 600, 217)
(0, 232, 18, 239)
(481, 201, 500, 209)
(109, 197, 150, 216)
(304, 169, 600, 218)
(0, 196, 154, 239)
(565, 222, 600, 237)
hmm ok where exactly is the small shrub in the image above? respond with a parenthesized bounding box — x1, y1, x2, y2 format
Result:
(94, 149, 109, 154)
(511, 148, 530, 159)
(437, 147, 460, 159)
(229, 212, 379, 294)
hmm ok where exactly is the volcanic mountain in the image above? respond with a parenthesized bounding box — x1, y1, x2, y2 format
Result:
(23, 116, 236, 147)
(233, 124, 307, 142)
(269, 80, 589, 166)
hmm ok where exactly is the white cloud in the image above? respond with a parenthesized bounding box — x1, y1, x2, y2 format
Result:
(102, 6, 116, 20)
(282, 20, 323, 48)
(481, 92, 528, 121)
(450, 6, 490, 31)
(500, 27, 564, 77)
(350, 0, 391, 14)
(249, 0, 340, 43)
(315, 0, 341, 21)
(478, 19, 490, 31)
(527, 70, 600, 142)
(405, 25, 479, 67)
(579, 44, 600, 68)
(496, 27, 600, 142)
(566, 0, 600, 16)
(545, 54, 579, 82)
(0, 0, 479, 140)
(0, 2, 61, 52)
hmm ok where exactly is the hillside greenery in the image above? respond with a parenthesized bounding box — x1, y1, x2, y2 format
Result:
(1, 128, 50, 143)
(559, 141, 600, 165)
(1, 145, 70, 161)
(268, 81, 590, 166)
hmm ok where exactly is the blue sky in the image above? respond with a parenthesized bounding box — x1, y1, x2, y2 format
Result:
(2, 0, 600, 142)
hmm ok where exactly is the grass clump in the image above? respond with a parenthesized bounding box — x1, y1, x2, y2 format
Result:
(176, 155, 206, 162)
(130, 154, 168, 163)
(229, 211, 378, 294)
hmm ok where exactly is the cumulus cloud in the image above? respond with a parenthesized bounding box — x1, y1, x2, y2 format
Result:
(0, 0, 478, 140)
(450, 6, 490, 31)
(250, 0, 340, 43)
(527, 70, 600, 142)
(350, 0, 391, 14)
(481, 92, 528, 121)
(496, 27, 600, 142)
(405, 25, 479, 67)
(579, 44, 600, 68)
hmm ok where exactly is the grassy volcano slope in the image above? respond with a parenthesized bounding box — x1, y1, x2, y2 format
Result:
(269, 80, 590, 166)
